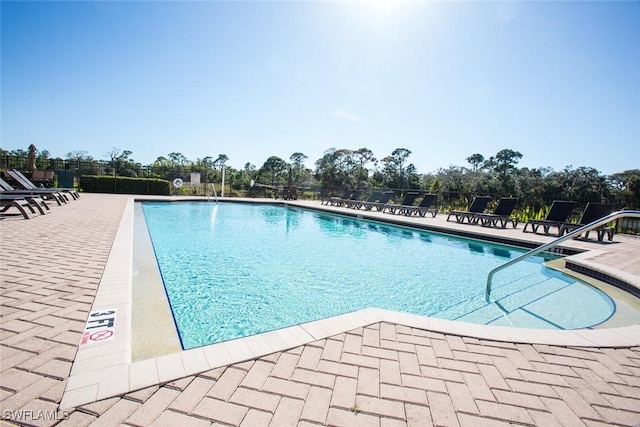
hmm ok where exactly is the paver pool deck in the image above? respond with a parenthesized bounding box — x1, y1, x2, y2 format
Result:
(1, 193, 639, 426)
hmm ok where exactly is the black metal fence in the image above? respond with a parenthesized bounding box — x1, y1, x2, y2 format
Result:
(1, 155, 171, 188)
(1, 155, 116, 188)
(617, 217, 640, 235)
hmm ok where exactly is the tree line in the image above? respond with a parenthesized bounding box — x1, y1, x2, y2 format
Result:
(1, 146, 638, 210)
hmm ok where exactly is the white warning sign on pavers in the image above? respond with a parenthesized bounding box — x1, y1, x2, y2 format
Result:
(80, 309, 117, 346)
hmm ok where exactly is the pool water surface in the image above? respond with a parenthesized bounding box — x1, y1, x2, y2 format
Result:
(142, 202, 616, 349)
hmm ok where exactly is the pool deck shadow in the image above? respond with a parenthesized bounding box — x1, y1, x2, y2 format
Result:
(1, 194, 639, 426)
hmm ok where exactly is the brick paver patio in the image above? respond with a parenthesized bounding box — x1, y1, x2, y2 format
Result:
(1, 193, 639, 426)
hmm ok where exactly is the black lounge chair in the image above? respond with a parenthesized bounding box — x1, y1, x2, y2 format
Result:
(384, 192, 420, 215)
(7, 169, 79, 200)
(446, 196, 492, 223)
(323, 190, 352, 206)
(341, 190, 364, 207)
(363, 191, 395, 211)
(349, 190, 383, 209)
(559, 202, 615, 241)
(31, 169, 55, 186)
(283, 185, 298, 200)
(475, 197, 518, 228)
(328, 189, 363, 207)
(523, 200, 577, 236)
(404, 194, 438, 217)
(0, 177, 67, 206)
(0, 193, 50, 219)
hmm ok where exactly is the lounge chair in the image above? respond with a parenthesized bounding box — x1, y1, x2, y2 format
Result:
(31, 170, 55, 186)
(475, 197, 518, 228)
(384, 192, 420, 215)
(6, 169, 79, 200)
(446, 196, 492, 224)
(283, 185, 298, 200)
(323, 190, 352, 206)
(0, 177, 67, 206)
(0, 193, 50, 219)
(403, 194, 438, 217)
(349, 190, 383, 209)
(363, 191, 395, 211)
(329, 189, 363, 207)
(559, 202, 615, 241)
(523, 200, 577, 236)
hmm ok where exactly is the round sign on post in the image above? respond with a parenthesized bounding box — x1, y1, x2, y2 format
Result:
(173, 178, 184, 188)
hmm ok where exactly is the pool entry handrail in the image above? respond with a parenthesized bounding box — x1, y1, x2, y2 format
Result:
(485, 210, 640, 303)
(211, 183, 219, 202)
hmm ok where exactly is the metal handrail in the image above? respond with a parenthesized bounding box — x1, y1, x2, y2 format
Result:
(485, 210, 640, 302)
(211, 183, 219, 203)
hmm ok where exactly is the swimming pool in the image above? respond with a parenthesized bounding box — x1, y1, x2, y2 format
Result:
(142, 201, 616, 349)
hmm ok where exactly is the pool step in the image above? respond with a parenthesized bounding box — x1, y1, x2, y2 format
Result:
(441, 275, 580, 329)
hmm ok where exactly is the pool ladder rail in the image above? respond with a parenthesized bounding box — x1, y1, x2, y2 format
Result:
(210, 184, 219, 203)
(485, 210, 640, 303)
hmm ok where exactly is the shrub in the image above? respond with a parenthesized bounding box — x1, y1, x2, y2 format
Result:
(80, 175, 170, 195)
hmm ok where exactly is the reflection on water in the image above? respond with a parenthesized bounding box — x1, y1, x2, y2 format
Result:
(261, 205, 287, 224)
(491, 247, 511, 259)
(468, 242, 485, 254)
(210, 204, 219, 231)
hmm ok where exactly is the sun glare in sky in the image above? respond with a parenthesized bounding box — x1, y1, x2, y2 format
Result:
(364, 0, 409, 25)
(369, 0, 399, 14)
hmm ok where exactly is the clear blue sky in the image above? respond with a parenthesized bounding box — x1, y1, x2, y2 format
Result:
(2, 1, 639, 175)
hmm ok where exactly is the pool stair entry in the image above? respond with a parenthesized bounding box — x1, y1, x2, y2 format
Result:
(486, 210, 640, 302)
(438, 271, 610, 329)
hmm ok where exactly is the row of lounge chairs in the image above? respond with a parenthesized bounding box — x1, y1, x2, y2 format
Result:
(324, 191, 617, 242)
(322, 190, 439, 217)
(446, 196, 616, 241)
(0, 169, 79, 219)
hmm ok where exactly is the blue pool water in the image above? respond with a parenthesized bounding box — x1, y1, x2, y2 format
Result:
(141, 202, 616, 349)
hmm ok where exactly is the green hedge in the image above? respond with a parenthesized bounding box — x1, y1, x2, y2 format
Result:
(80, 175, 170, 195)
